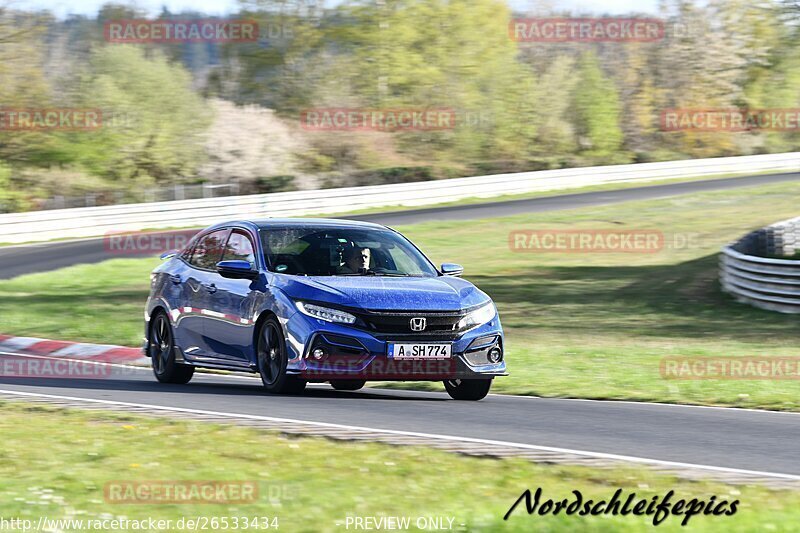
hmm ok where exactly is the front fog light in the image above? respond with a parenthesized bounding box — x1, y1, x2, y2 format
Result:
(312, 348, 327, 360)
(488, 347, 503, 363)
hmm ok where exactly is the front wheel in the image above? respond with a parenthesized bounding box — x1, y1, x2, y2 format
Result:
(443, 379, 492, 401)
(257, 317, 306, 394)
(149, 312, 194, 384)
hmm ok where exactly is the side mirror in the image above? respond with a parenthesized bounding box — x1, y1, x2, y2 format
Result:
(217, 260, 259, 280)
(160, 250, 178, 260)
(441, 263, 464, 277)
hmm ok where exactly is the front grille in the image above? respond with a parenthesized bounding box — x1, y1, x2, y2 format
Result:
(353, 309, 467, 337)
(371, 332, 461, 342)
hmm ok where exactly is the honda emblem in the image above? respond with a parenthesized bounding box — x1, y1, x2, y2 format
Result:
(410, 317, 427, 332)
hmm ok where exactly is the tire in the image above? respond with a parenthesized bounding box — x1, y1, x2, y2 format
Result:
(330, 379, 367, 391)
(149, 311, 194, 384)
(443, 378, 492, 401)
(257, 317, 306, 394)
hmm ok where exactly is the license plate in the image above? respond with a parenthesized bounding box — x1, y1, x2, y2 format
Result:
(388, 343, 452, 360)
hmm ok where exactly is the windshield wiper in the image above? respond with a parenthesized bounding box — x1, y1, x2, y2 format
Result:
(336, 271, 413, 277)
(367, 270, 419, 276)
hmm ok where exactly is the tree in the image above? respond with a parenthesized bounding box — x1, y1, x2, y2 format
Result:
(532, 55, 578, 161)
(198, 99, 301, 185)
(0, 7, 52, 165)
(651, 0, 745, 157)
(726, 0, 800, 153)
(71, 46, 213, 186)
(214, 0, 327, 110)
(572, 52, 624, 162)
(303, 0, 540, 168)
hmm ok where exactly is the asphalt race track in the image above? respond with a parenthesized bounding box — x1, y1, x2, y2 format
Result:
(0, 365, 799, 477)
(1, 171, 798, 279)
(2, 172, 800, 479)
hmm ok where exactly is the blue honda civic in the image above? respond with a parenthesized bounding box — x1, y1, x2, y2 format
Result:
(144, 219, 506, 400)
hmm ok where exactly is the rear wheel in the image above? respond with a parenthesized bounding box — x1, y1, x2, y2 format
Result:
(149, 312, 194, 384)
(257, 317, 306, 394)
(330, 379, 367, 391)
(443, 378, 492, 401)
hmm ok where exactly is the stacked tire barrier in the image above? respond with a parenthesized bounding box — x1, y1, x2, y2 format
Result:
(720, 216, 800, 313)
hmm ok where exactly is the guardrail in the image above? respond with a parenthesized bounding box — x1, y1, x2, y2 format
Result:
(720, 216, 800, 313)
(0, 151, 798, 244)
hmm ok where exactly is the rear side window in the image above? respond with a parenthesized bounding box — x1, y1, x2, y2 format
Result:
(189, 229, 229, 270)
(223, 230, 256, 266)
(180, 232, 201, 261)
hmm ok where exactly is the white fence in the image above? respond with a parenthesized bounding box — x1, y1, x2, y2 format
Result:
(1, 152, 798, 244)
(721, 216, 800, 314)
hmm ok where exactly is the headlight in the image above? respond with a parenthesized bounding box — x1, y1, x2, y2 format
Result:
(457, 301, 496, 330)
(296, 301, 357, 325)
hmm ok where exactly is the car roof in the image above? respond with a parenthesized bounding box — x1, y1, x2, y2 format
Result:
(207, 218, 390, 232)
(253, 218, 387, 229)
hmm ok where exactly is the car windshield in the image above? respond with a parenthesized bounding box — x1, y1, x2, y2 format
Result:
(260, 225, 439, 277)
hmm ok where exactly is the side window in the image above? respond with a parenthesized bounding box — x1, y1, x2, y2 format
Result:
(223, 230, 256, 266)
(181, 234, 200, 261)
(189, 229, 229, 270)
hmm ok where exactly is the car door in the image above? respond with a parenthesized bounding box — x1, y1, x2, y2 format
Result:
(179, 228, 230, 361)
(162, 253, 195, 351)
(203, 228, 260, 365)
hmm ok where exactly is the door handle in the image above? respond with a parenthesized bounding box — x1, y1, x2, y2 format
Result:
(169, 274, 181, 284)
(203, 283, 217, 294)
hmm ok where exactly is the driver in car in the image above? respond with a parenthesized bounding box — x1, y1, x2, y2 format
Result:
(337, 246, 371, 274)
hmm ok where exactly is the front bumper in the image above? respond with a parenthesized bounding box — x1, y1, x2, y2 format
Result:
(284, 310, 507, 381)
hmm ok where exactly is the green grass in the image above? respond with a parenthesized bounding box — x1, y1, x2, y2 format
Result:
(391, 180, 800, 409)
(2, 180, 800, 410)
(0, 258, 159, 346)
(0, 401, 798, 532)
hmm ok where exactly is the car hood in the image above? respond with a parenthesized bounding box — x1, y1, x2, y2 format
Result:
(275, 275, 489, 312)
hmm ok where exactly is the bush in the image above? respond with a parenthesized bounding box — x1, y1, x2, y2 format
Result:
(254, 175, 297, 194)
